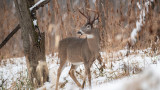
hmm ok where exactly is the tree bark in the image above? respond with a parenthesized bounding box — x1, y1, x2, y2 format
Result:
(14, 0, 49, 87)
(99, 0, 106, 29)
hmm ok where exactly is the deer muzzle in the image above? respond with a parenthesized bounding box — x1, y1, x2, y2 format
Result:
(77, 30, 84, 35)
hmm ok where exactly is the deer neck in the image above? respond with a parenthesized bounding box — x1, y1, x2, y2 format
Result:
(86, 29, 100, 53)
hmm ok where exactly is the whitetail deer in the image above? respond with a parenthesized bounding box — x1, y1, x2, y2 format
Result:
(55, 10, 100, 90)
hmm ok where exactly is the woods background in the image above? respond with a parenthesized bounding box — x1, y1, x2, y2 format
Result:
(0, 0, 160, 59)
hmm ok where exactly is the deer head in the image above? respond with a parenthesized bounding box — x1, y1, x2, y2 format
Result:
(77, 9, 99, 36)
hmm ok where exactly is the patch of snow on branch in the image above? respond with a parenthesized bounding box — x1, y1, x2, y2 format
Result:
(29, 0, 45, 11)
(130, 0, 152, 45)
(33, 19, 37, 26)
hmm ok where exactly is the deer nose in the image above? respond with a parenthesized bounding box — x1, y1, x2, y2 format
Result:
(77, 31, 83, 35)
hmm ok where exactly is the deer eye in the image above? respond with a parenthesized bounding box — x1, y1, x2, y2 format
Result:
(86, 25, 91, 29)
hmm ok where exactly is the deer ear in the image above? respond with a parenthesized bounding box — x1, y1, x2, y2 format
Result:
(93, 19, 99, 28)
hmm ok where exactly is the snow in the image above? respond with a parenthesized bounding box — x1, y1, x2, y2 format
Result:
(30, 0, 46, 26)
(137, 2, 141, 9)
(130, 0, 152, 45)
(33, 19, 37, 26)
(0, 49, 160, 90)
(92, 64, 160, 90)
(29, 0, 45, 11)
(0, 57, 27, 88)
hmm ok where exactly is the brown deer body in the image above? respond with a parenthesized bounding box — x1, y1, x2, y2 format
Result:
(55, 12, 100, 90)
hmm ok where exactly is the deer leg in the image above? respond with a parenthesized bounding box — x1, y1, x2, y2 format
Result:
(82, 64, 92, 89)
(82, 71, 87, 89)
(69, 65, 82, 88)
(55, 61, 66, 90)
(87, 67, 91, 88)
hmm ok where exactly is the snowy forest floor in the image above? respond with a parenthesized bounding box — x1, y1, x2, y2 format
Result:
(0, 48, 160, 90)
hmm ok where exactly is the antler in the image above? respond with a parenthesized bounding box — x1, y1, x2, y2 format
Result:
(78, 9, 87, 18)
(90, 11, 99, 24)
(78, 8, 91, 22)
(78, 8, 99, 24)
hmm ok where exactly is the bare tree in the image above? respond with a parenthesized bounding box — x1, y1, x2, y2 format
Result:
(13, 0, 50, 87)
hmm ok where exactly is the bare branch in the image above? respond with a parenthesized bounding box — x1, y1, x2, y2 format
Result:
(0, 24, 21, 49)
(29, 0, 51, 12)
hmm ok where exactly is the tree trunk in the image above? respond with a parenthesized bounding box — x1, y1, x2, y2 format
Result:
(14, 0, 49, 87)
(99, 0, 106, 29)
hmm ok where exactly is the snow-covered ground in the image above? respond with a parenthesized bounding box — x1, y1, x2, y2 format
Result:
(0, 49, 160, 90)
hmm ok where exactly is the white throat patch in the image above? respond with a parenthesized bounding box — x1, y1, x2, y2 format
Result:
(87, 34, 94, 39)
